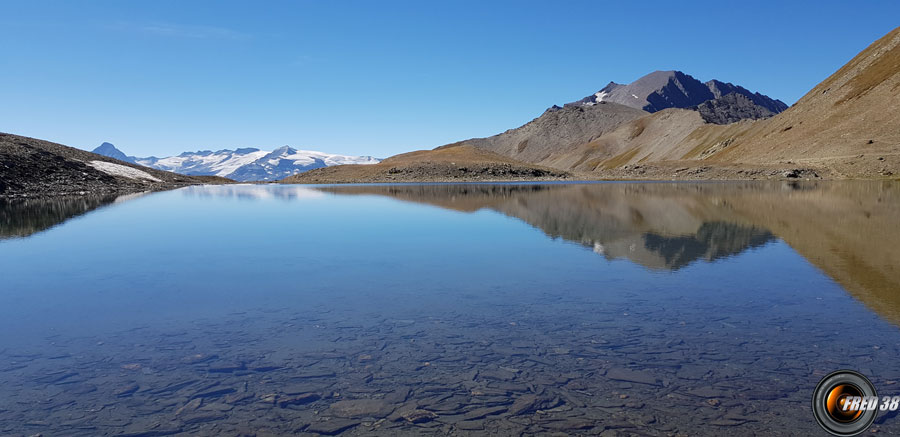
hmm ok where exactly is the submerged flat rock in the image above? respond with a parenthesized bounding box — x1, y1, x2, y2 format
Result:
(305, 419, 361, 435)
(327, 399, 394, 418)
(605, 367, 661, 386)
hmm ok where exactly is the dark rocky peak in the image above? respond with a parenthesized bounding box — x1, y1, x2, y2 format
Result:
(566, 70, 714, 112)
(91, 142, 134, 163)
(704, 79, 788, 114)
(565, 70, 789, 123)
(642, 71, 715, 112)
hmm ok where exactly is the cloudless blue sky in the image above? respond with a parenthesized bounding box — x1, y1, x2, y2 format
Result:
(3, 1, 899, 158)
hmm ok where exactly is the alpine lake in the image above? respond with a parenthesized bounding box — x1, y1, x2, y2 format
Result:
(1, 181, 899, 436)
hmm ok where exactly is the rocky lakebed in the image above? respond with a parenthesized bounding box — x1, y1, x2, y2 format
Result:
(2, 290, 899, 437)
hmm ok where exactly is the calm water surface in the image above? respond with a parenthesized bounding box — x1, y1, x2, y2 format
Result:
(1, 182, 899, 436)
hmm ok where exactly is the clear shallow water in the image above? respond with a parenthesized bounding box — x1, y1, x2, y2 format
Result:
(1, 182, 899, 436)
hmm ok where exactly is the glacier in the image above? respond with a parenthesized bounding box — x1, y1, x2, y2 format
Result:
(92, 143, 380, 182)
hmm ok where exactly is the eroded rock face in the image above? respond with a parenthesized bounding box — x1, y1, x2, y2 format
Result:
(695, 92, 780, 124)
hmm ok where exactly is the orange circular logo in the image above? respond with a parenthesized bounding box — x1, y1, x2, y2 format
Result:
(825, 383, 864, 423)
(812, 370, 878, 436)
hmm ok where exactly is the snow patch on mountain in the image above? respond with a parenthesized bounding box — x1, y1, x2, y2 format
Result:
(87, 161, 161, 182)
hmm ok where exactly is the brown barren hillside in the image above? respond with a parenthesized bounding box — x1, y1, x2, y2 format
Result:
(282, 145, 571, 183)
(703, 27, 900, 178)
(450, 102, 647, 164)
(542, 108, 711, 172)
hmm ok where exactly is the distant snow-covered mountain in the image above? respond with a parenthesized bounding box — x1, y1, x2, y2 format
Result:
(90, 143, 380, 182)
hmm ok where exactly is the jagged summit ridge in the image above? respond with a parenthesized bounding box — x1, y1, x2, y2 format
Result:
(566, 70, 787, 124)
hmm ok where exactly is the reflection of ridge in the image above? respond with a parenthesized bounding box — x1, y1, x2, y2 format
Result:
(317, 184, 776, 271)
(0, 195, 118, 239)
(315, 182, 900, 326)
(318, 184, 554, 212)
(640, 222, 775, 270)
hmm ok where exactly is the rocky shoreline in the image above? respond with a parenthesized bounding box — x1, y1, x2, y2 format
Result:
(283, 162, 871, 184)
(285, 162, 571, 184)
(0, 181, 219, 200)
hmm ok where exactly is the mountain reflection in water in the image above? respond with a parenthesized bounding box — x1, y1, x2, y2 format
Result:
(0, 194, 121, 239)
(180, 184, 324, 201)
(316, 182, 900, 325)
(0, 185, 321, 239)
(3, 181, 898, 326)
